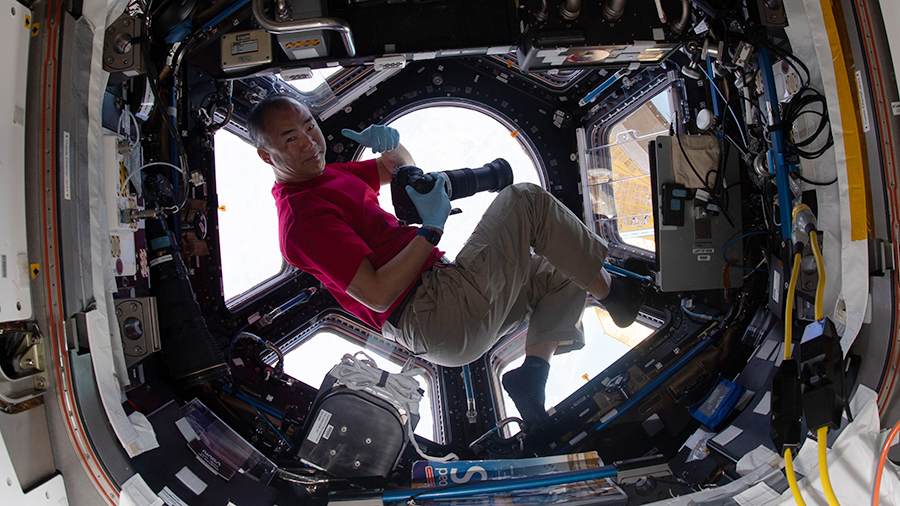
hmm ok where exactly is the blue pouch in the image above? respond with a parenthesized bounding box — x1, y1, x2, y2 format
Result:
(688, 375, 747, 430)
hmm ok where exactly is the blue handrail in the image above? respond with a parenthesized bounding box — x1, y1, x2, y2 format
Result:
(381, 465, 617, 503)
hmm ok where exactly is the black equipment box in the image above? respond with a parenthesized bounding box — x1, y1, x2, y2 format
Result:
(297, 373, 408, 479)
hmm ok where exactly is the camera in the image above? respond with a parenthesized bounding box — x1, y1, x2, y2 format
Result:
(390, 158, 514, 225)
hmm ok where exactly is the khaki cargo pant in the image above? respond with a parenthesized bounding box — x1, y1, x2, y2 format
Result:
(382, 183, 609, 367)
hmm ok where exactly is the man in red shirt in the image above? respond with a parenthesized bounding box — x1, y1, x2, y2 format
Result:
(249, 95, 644, 432)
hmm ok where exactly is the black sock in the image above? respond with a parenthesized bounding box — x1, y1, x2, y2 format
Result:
(522, 355, 550, 373)
(601, 276, 646, 328)
(604, 275, 629, 301)
(502, 356, 551, 431)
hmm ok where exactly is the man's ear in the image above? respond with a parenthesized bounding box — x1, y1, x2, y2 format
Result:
(257, 147, 273, 166)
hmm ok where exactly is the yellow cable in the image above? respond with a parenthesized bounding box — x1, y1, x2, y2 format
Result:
(783, 252, 807, 506)
(784, 449, 808, 506)
(818, 426, 841, 506)
(809, 230, 826, 321)
(784, 252, 802, 361)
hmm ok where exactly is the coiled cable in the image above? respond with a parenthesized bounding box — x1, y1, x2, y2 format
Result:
(336, 352, 458, 462)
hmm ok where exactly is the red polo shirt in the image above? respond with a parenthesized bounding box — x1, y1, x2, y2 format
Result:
(272, 159, 442, 330)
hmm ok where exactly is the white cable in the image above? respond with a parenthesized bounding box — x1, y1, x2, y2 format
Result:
(117, 109, 141, 152)
(119, 161, 185, 197)
(681, 299, 719, 321)
(335, 352, 458, 462)
(700, 66, 749, 149)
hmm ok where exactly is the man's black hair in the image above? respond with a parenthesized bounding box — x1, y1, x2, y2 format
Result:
(246, 94, 307, 148)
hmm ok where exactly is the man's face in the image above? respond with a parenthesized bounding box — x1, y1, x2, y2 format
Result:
(257, 100, 327, 182)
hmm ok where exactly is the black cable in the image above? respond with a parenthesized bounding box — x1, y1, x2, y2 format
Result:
(795, 173, 837, 186)
(148, 75, 191, 212)
(128, 15, 190, 214)
(781, 87, 834, 159)
(675, 133, 736, 228)
(756, 40, 834, 160)
(724, 132, 749, 157)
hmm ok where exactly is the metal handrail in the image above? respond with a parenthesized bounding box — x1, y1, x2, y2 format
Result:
(251, 0, 356, 57)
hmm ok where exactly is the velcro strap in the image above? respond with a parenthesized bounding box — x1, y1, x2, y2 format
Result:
(376, 370, 389, 388)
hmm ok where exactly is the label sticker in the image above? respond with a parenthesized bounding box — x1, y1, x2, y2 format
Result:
(892, 102, 900, 116)
(136, 79, 155, 121)
(148, 254, 173, 267)
(284, 39, 320, 49)
(753, 392, 771, 415)
(176, 466, 208, 495)
(772, 270, 781, 304)
(175, 417, 198, 442)
(63, 131, 71, 200)
(231, 39, 259, 56)
(307, 410, 332, 444)
(712, 426, 742, 446)
(159, 487, 189, 506)
(855, 70, 871, 132)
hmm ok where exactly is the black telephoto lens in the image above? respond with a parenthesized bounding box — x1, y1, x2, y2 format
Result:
(443, 158, 513, 200)
(390, 158, 514, 225)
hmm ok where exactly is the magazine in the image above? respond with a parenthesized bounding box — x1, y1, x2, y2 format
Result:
(407, 452, 627, 505)
(412, 452, 602, 488)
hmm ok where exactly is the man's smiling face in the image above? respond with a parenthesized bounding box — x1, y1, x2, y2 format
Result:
(257, 99, 327, 183)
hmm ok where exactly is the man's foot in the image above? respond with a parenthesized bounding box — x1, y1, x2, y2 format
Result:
(601, 276, 646, 328)
(502, 356, 552, 433)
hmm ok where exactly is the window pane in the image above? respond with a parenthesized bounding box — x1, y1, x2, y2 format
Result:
(283, 330, 435, 441)
(498, 307, 654, 428)
(586, 87, 674, 252)
(358, 105, 542, 261)
(214, 129, 284, 300)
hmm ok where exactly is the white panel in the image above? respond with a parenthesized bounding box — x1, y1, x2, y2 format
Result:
(881, 0, 900, 99)
(0, 428, 69, 505)
(0, 0, 32, 322)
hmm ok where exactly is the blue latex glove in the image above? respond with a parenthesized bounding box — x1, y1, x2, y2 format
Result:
(341, 125, 400, 153)
(406, 173, 451, 231)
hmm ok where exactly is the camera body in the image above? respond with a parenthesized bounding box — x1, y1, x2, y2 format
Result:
(390, 158, 514, 225)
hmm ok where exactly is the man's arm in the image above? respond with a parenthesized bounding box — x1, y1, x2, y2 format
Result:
(345, 173, 450, 313)
(342, 125, 413, 185)
(345, 231, 436, 312)
(376, 144, 415, 185)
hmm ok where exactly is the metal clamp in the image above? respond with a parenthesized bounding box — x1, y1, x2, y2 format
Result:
(251, 0, 356, 57)
(0, 330, 49, 404)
